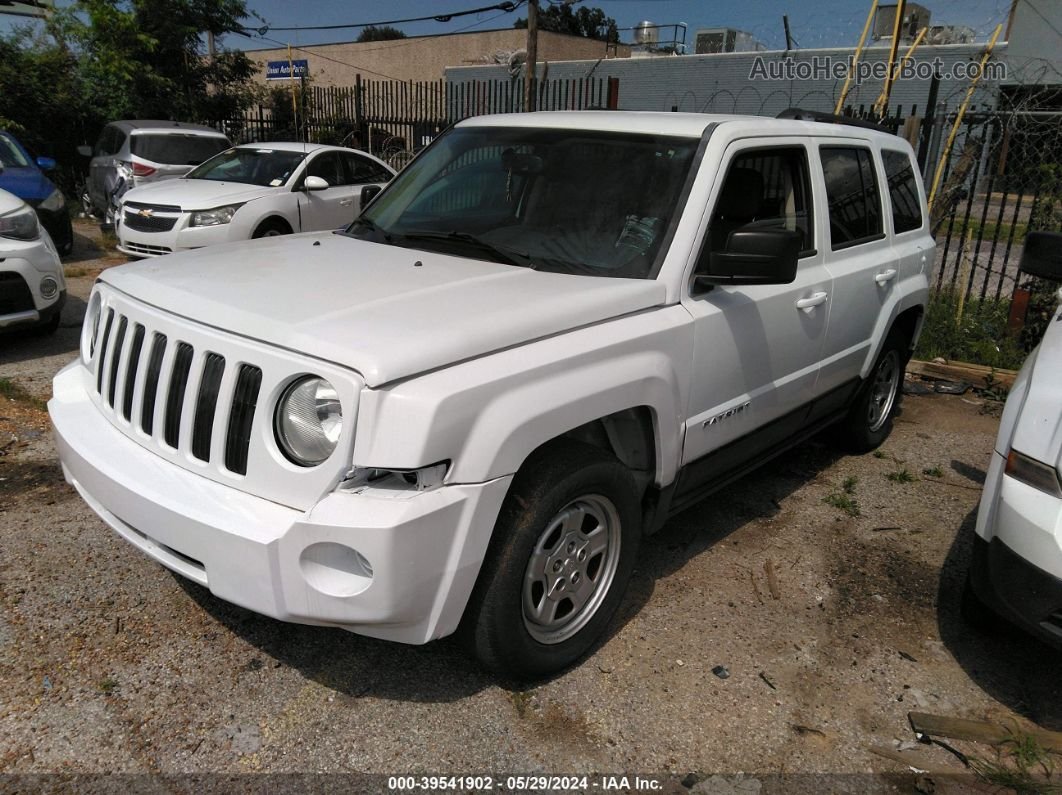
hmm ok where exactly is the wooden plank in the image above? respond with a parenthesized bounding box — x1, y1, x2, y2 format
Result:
(909, 712, 1062, 754)
(906, 359, 1017, 389)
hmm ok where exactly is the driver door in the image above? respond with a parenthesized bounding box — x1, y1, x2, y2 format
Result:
(680, 139, 832, 475)
(297, 151, 356, 231)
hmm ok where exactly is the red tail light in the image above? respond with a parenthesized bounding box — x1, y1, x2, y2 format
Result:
(131, 162, 157, 177)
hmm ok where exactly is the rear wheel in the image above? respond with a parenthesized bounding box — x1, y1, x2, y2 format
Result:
(462, 441, 641, 679)
(832, 330, 908, 453)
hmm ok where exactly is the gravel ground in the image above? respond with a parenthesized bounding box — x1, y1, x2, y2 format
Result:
(1, 221, 1060, 792)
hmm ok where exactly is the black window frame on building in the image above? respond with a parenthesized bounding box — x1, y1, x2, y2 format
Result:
(881, 149, 924, 234)
(819, 145, 885, 251)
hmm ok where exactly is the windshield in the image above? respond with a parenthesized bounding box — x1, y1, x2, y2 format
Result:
(185, 148, 307, 187)
(131, 133, 230, 166)
(346, 126, 699, 279)
(0, 133, 31, 168)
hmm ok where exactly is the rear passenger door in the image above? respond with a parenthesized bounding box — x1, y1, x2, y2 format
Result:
(816, 142, 896, 393)
(881, 147, 933, 293)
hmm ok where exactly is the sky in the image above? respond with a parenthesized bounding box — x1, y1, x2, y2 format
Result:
(1, 0, 1016, 52)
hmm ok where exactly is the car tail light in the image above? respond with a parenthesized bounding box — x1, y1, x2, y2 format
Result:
(131, 162, 157, 177)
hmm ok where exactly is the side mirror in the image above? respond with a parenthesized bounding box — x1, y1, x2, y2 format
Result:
(303, 175, 329, 191)
(1020, 231, 1062, 282)
(361, 184, 383, 206)
(36, 156, 57, 171)
(77, 145, 92, 158)
(695, 228, 802, 288)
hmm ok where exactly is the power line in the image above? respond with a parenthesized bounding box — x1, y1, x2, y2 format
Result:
(244, 1, 519, 35)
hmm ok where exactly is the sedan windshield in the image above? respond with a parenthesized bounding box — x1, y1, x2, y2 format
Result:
(185, 148, 307, 187)
(346, 126, 699, 279)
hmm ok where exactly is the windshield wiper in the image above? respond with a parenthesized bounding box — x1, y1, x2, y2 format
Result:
(345, 216, 391, 243)
(394, 230, 533, 268)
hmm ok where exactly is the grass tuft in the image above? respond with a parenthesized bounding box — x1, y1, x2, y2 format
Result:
(0, 378, 47, 412)
(824, 492, 860, 517)
(922, 465, 944, 478)
(887, 468, 916, 484)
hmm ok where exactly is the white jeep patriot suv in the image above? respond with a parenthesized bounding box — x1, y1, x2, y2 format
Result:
(51, 111, 932, 677)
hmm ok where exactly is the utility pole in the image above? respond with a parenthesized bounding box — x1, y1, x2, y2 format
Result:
(524, 0, 538, 112)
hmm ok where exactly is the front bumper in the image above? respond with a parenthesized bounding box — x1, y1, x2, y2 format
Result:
(116, 213, 233, 257)
(50, 361, 512, 644)
(972, 450, 1062, 647)
(0, 234, 66, 329)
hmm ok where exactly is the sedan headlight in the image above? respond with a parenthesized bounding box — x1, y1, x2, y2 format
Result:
(275, 376, 343, 466)
(0, 205, 40, 241)
(190, 204, 243, 227)
(39, 188, 66, 212)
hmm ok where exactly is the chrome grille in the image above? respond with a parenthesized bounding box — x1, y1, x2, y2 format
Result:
(93, 311, 263, 476)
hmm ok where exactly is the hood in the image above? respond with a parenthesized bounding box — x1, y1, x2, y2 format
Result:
(0, 166, 55, 203)
(1010, 294, 1062, 474)
(100, 232, 666, 386)
(121, 178, 276, 210)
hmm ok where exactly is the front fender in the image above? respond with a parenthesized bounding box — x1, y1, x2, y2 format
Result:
(354, 305, 693, 487)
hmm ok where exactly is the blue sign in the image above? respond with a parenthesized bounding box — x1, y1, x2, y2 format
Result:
(266, 59, 309, 80)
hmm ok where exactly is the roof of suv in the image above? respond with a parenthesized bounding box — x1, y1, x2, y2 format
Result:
(110, 120, 227, 136)
(459, 111, 904, 143)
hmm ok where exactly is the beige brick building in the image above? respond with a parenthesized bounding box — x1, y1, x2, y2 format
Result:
(245, 28, 630, 87)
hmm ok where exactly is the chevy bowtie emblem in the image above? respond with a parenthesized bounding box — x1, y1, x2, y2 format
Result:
(136, 208, 154, 218)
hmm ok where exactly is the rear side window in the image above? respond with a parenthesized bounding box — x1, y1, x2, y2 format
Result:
(820, 146, 883, 250)
(131, 134, 230, 166)
(707, 146, 815, 257)
(882, 149, 923, 233)
(95, 126, 123, 156)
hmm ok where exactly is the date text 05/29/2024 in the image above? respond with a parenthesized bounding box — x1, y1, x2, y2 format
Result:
(387, 775, 664, 791)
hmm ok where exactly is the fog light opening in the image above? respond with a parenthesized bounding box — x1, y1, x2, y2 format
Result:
(40, 276, 58, 299)
(299, 542, 373, 597)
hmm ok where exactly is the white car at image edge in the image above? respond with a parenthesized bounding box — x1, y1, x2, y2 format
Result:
(968, 230, 1062, 648)
(0, 188, 65, 334)
(115, 142, 395, 257)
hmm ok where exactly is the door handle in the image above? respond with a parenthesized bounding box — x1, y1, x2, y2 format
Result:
(795, 292, 828, 312)
(340, 199, 354, 206)
(874, 269, 898, 285)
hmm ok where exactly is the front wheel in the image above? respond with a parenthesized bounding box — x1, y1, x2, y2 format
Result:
(462, 441, 641, 679)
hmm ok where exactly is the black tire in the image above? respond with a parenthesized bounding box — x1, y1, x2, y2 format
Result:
(461, 440, 642, 679)
(33, 310, 61, 336)
(252, 219, 292, 239)
(832, 329, 909, 453)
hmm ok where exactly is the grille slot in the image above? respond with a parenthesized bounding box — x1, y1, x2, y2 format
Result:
(141, 333, 167, 434)
(106, 316, 128, 407)
(225, 365, 263, 475)
(122, 324, 146, 421)
(191, 353, 226, 461)
(95, 309, 115, 394)
(163, 343, 194, 448)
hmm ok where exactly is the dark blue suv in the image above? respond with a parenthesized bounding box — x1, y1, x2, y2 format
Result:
(0, 131, 73, 256)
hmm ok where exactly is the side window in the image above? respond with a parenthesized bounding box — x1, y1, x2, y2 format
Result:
(706, 146, 815, 258)
(344, 153, 392, 184)
(95, 126, 116, 157)
(113, 130, 128, 156)
(882, 149, 924, 233)
(820, 146, 883, 250)
(305, 152, 343, 186)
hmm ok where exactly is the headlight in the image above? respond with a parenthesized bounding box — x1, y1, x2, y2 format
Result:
(40, 188, 65, 212)
(0, 205, 40, 241)
(82, 291, 102, 363)
(1005, 450, 1062, 498)
(190, 204, 243, 227)
(275, 376, 343, 466)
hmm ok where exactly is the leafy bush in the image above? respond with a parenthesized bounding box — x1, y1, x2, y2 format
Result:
(914, 289, 1027, 370)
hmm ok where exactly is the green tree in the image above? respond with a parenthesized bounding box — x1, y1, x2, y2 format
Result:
(356, 25, 406, 42)
(514, 4, 618, 43)
(59, 0, 260, 123)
